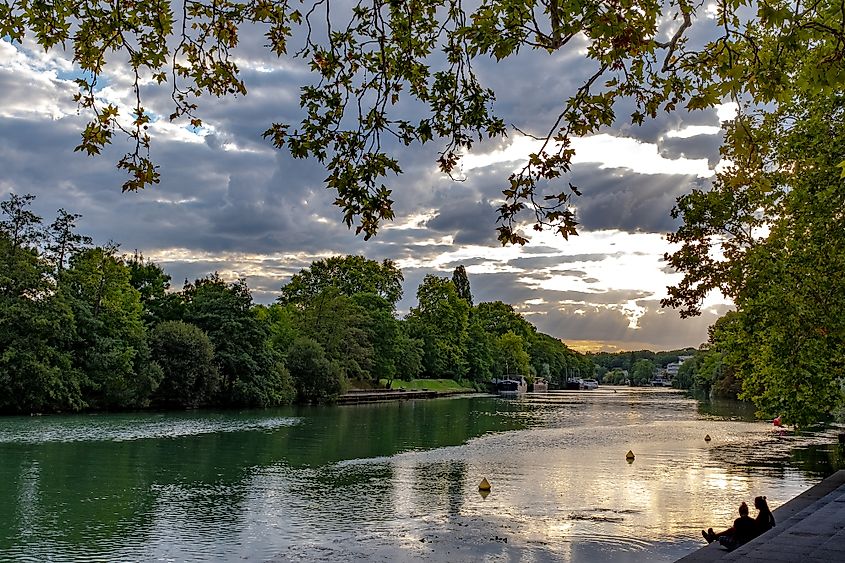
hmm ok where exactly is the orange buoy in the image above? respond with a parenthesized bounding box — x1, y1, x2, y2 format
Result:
(773, 416, 782, 427)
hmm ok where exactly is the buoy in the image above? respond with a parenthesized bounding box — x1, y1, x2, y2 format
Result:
(625, 450, 635, 461)
(478, 477, 491, 491)
(773, 416, 782, 427)
(705, 434, 711, 442)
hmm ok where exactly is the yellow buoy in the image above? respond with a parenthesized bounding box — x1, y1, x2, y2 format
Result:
(705, 434, 711, 442)
(625, 450, 635, 461)
(478, 477, 491, 491)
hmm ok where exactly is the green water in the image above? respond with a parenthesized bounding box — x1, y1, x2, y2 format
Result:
(1, 389, 843, 562)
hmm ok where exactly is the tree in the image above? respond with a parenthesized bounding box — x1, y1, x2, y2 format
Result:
(45, 209, 92, 275)
(406, 275, 470, 379)
(0, 193, 42, 251)
(603, 369, 627, 385)
(473, 301, 534, 340)
(452, 265, 473, 307)
(392, 322, 424, 383)
(494, 331, 530, 378)
(296, 288, 374, 381)
(7, 2, 840, 241)
(0, 227, 84, 414)
(286, 337, 345, 403)
(127, 252, 177, 325)
(61, 246, 162, 409)
(182, 274, 294, 407)
(279, 255, 403, 307)
(664, 93, 845, 425)
(149, 320, 221, 408)
(528, 332, 577, 386)
(255, 303, 300, 358)
(630, 359, 655, 386)
(351, 292, 405, 384)
(0, 193, 47, 298)
(464, 317, 494, 383)
(674, 357, 697, 390)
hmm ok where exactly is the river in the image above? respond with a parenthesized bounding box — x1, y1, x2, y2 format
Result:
(1, 388, 844, 562)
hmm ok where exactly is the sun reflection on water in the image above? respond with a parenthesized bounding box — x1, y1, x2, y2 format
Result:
(1, 389, 843, 562)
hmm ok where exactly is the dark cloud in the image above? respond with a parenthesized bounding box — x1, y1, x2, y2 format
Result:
(570, 167, 704, 233)
(659, 133, 724, 167)
(425, 200, 501, 245)
(0, 23, 730, 351)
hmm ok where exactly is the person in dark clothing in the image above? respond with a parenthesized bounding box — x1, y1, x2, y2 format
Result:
(754, 496, 776, 535)
(702, 501, 757, 550)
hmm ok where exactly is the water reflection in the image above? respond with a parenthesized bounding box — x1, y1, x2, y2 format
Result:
(1, 389, 843, 562)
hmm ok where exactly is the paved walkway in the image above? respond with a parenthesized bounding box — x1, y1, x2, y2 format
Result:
(677, 469, 845, 562)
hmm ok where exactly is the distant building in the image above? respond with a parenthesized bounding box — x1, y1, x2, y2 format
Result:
(666, 356, 692, 378)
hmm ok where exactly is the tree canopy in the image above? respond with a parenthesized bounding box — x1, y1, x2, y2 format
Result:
(5, 1, 843, 241)
(664, 93, 845, 426)
(278, 255, 403, 307)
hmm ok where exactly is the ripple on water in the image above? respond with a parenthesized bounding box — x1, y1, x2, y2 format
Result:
(0, 414, 301, 444)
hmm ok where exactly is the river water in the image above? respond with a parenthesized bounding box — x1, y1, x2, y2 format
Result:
(2, 388, 844, 562)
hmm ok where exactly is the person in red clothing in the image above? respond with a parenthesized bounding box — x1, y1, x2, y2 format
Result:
(702, 501, 757, 550)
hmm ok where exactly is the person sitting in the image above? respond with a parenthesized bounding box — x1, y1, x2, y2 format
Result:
(754, 496, 775, 535)
(701, 501, 758, 550)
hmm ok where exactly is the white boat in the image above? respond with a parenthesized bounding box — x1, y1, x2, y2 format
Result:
(581, 379, 599, 390)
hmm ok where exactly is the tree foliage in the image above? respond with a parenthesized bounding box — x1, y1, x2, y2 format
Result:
(407, 275, 470, 379)
(6, 1, 843, 241)
(0, 194, 595, 412)
(629, 358, 655, 386)
(286, 337, 345, 403)
(62, 246, 163, 409)
(278, 255, 403, 307)
(452, 265, 473, 307)
(150, 320, 220, 408)
(182, 274, 294, 407)
(665, 93, 845, 426)
(494, 331, 530, 378)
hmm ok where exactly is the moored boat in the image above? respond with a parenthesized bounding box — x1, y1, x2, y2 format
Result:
(491, 376, 528, 395)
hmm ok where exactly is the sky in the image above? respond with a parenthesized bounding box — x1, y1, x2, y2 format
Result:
(0, 5, 734, 352)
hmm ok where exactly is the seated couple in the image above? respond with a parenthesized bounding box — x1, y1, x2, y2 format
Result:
(702, 496, 776, 551)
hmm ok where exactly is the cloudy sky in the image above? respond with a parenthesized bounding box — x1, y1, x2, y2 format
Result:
(0, 6, 734, 352)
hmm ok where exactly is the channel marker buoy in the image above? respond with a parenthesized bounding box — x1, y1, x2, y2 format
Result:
(478, 477, 491, 491)
(625, 450, 635, 462)
(705, 434, 711, 442)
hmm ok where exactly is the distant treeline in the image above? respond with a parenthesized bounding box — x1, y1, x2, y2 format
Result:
(0, 194, 592, 414)
(589, 349, 696, 386)
(588, 348, 742, 397)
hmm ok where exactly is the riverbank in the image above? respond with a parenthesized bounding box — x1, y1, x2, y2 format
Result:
(677, 469, 845, 562)
(336, 388, 478, 405)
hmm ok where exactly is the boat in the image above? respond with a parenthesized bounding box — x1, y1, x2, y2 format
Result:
(564, 378, 583, 390)
(529, 378, 548, 392)
(491, 376, 528, 395)
(581, 378, 599, 390)
(650, 377, 673, 387)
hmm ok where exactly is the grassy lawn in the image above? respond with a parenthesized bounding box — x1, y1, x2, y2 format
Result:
(384, 378, 474, 392)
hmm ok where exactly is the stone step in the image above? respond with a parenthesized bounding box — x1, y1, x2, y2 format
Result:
(676, 470, 845, 562)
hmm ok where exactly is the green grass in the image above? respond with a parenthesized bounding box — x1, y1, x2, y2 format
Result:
(383, 378, 474, 392)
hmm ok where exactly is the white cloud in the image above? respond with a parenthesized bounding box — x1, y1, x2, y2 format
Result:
(665, 125, 722, 139)
(461, 133, 714, 178)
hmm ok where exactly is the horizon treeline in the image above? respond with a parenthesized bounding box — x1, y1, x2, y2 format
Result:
(0, 194, 592, 414)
